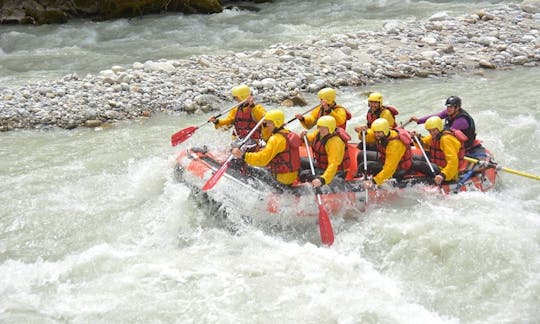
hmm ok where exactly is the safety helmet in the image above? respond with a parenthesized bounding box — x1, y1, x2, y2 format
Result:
(445, 96, 461, 108)
(368, 92, 383, 104)
(371, 118, 390, 136)
(264, 109, 285, 128)
(231, 84, 251, 101)
(316, 115, 336, 133)
(317, 88, 336, 104)
(425, 116, 444, 132)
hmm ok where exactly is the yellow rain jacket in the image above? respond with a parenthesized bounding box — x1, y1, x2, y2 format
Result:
(244, 129, 298, 185)
(306, 130, 346, 185)
(214, 104, 266, 135)
(379, 108, 396, 127)
(365, 129, 407, 185)
(419, 133, 462, 181)
(299, 105, 348, 130)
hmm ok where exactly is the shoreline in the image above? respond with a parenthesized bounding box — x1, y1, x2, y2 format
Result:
(0, 3, 539, 132)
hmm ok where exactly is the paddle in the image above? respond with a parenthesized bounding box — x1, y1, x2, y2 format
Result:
(400, 119, 414, 128)
(170, 99, 246, 146)
(464, 156, 540, 181)
(413, 135, 445, 193)
(361, 130, 369, 204)
(303, 135, 335, 246)
(202, 118, 265, 191)
(413, 135, 436, 176)
(285, 104, 319, 126)
(454, 168, 476, 193)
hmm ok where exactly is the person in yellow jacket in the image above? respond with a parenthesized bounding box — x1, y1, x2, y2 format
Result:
(294, 87, 351, 130)
(209, 84, 266, 141)
(354, 92, 399, 155)
(414, 116, 466, 185)
(301, 116, 351, 188)
(360, 118, 413, 188)
(231, 109, 301, 185)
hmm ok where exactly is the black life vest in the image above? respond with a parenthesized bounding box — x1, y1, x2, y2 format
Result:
(445, 108, 476, 149)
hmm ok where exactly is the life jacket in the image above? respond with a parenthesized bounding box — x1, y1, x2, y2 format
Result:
(312, 128, 351, 170)
(430, 130, 468, 171)
(317, 103, 352, 129)
(234, 103, 261, 140)
(376, 128, 412, 171)
(445, 108, 476, 149)
(366, 105, 399, 127)
(268, 130, 301, 174)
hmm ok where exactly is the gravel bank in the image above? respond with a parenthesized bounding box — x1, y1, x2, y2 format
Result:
(1, 3, 539, 132)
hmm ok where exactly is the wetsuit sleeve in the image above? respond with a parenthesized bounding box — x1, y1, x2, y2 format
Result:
(373, 139, 406, 185)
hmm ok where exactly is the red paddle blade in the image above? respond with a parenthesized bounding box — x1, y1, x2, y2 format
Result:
(202, 157, 231, 191)
(317, 199, 334, 246)
(171, 126, 198, 146)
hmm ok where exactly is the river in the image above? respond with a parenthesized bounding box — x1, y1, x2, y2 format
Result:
(1, 0, 539, 323)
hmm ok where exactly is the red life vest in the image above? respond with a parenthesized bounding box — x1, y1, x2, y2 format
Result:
(376, 128, 412, 171)
(268, 130, 301, 174)
(429, 130, 467, 171)
(312, 128, 351, 170)
(317, 104, 352, 129)
(234, 103, 261, 140)
(366, 105, 399, 127)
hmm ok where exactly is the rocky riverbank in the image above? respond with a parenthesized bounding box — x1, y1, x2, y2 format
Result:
(1, 2, 539, 132)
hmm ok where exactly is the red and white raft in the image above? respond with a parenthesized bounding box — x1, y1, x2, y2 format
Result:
(174, 143, 498, 221)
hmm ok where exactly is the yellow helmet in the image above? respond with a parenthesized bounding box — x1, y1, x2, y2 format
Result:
(231, 84, 251, 101)
(264, 109, 285, 128)
(368, 92, 383, 104)
(316, 115, 336, 133)
(317, 87, 336, 104)
(425, 116, 444, 132)
(371, 118, 390, 136)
